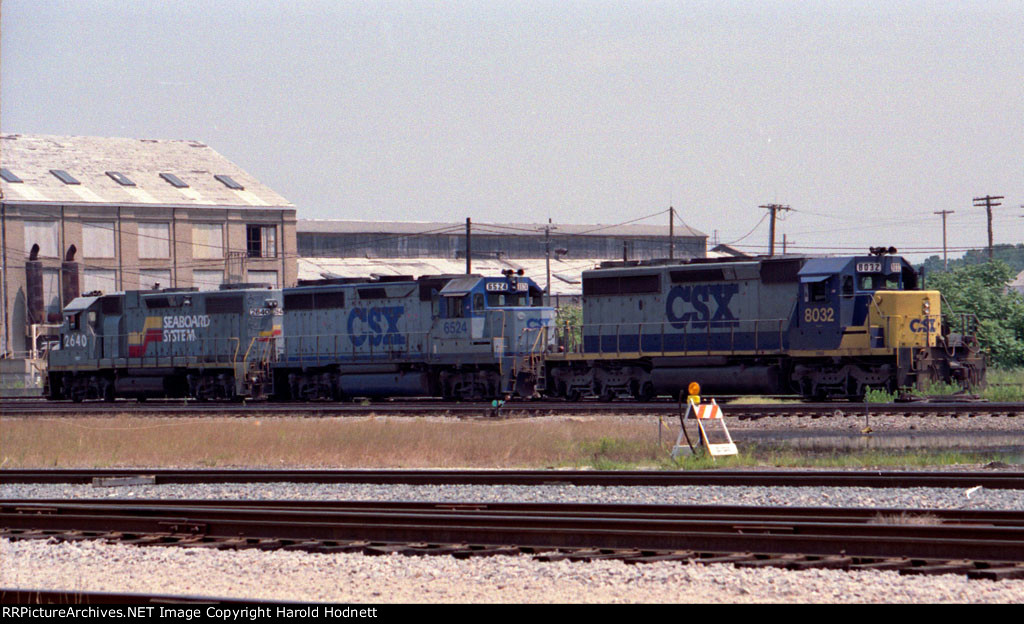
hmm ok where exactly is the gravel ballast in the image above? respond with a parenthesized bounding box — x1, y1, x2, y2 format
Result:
(4, 537, 1024, 604)
(3, 481, 1024, 510)
(3, 480, 1024, 603)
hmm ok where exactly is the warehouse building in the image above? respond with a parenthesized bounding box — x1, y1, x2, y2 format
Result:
(296, 219, 708, 301)
(0, 133, 297, 364)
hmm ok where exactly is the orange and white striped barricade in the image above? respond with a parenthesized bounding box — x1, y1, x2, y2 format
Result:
(671, 398, 737, 459)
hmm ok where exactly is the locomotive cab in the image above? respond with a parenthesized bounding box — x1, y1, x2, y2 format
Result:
(790, 252, 983, 397)
(433, 273, 555, 398)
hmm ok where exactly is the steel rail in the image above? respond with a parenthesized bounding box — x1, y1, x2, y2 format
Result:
(2, 398, 1021, 418)
(2, 468, 1023, 489)
(3, 500, 1024, 564)
(0, 587, 285, 605)
(7, 499, 1024, 525)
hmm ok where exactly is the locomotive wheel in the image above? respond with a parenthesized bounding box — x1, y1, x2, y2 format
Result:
(565, 387, 581, 402)
(632, 381, 655, 402)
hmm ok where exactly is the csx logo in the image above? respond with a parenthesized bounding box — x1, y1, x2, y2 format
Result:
(525, 317, 551, 329)
(347, 306, 406, 347)
(666, 284, 740, 330)
(909, 318, 937, 333)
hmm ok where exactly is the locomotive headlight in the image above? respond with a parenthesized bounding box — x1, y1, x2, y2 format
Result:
(922, 300, 931, 314)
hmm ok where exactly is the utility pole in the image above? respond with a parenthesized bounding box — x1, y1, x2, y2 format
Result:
(759, 204, 791, 256)
(668, 206, 675, 260)
(465, 217, 472, 274)
(934, 209, 955, 270)
(972, 195, 1003, 261)
(544, 219, 556, 307)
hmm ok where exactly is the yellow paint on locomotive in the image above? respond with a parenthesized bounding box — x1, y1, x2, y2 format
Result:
(869, 290, 942, 349)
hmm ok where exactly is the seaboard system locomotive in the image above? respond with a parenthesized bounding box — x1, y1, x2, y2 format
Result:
(46, 250, 985, 402)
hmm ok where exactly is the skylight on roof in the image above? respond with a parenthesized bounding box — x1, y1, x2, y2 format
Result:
(106, 171, 136, 186)
(160, 173, 189, 188)
(50, 169, 80, 185)
(0, 168, 22, 183)
(214, 174, 244, 190)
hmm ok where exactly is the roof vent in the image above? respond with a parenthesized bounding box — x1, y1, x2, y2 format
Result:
(159, 173, 189, 188)
(50, 169, 80, 185)
(106, 171, 136, 186)
(214, 174, 244, 190)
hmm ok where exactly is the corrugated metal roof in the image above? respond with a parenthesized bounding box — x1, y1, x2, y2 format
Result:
(298, 219, 706, 238)
(297, 257, 600, 296)
(0, 134, 293, 208)
(439, 277, 483, 296)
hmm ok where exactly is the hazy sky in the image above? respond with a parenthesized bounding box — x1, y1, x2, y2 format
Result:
(2, 0, 1022, 261)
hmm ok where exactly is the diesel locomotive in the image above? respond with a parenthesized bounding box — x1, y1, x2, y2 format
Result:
(45, 271, 555, 402)
(547, 250, 985, 400)
(45, 251, 985, 402)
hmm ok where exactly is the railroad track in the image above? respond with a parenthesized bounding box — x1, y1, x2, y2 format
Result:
(3, 468, 1023, 489)
(3, 499, 1024, 580)
(2, 398, 1022, 418)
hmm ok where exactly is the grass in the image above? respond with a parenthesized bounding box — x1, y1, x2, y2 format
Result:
(1, 415, 1017, 470)
(726, 396, 802, 405)
(982, 368, 1024, 402)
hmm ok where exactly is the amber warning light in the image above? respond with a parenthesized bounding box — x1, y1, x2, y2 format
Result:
(687, 382, 701, 404)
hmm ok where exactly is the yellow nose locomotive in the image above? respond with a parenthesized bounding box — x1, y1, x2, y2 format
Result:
(547, 248, 985, 400)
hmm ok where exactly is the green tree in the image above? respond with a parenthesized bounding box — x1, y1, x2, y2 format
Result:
(921, 243, 1024, 276)
(926, 260, 1024, 368)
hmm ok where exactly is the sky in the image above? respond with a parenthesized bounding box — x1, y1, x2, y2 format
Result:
(2, 0, 1022, 262)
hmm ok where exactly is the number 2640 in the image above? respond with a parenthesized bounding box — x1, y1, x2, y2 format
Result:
(804, 307, 835, 323)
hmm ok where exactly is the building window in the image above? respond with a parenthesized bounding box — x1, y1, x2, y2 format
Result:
(83, 269, 117, 294)
(138, 222, 170, 259)
(192, 223, 224, 259)
(82, 222, 116, 258)
(139, 269, 172, 290)
(246, 270, 278, 288)
(246, 224, 277, 258)
(193, 269, 225, 291)
(24, 221, 59, 258)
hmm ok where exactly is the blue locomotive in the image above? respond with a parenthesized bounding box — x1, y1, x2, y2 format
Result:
(546, 250, 985, 400)
(45, 252, 984, 402)
(273, 271, 555, 400)
(46, 285, 282, 401)
(45, 271, 555, 401)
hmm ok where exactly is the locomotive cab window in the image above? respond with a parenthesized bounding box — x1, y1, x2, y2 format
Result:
(487, 292, 527, 307)
(473, 294, 485, 310)
(859, 275, 898, 291)
(67, 313, 81, 331)
(808, 280, 829, 302)
(448, 296, 465, 318)
(842, 276, 854, 296)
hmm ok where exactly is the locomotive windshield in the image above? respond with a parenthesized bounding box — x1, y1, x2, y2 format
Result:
(858, 274, 901, 291)
(486, 292, 529, 307)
